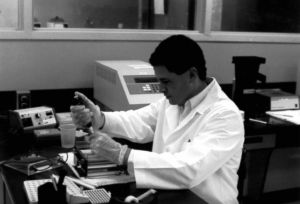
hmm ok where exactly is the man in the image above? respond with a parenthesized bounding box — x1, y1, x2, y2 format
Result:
(71, 35, 244, 204)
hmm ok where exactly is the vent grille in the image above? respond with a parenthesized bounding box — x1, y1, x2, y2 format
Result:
(96, 66, 117, 84)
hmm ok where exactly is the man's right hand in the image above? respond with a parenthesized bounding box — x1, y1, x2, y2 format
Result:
(70, 92, 105, 131)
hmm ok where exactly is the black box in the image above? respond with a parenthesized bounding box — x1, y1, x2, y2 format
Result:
(34, 128, 60, 140)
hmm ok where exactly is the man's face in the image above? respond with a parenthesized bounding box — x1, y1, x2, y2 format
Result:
(154, 65, 191, 106)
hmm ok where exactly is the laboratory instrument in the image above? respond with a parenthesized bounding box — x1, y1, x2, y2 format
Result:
(94, 60, 163, 111)
(9, 106, 57, 134)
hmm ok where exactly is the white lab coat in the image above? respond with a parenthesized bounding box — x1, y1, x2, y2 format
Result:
(100, 78, 244, 204)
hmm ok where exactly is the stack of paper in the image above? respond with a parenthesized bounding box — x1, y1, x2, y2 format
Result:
(266, 110, 300, 125)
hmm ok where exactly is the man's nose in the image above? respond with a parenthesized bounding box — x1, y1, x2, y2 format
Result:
(159, 84, 166, 92)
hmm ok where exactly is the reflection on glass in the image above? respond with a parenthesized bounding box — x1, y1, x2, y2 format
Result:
(33, 0, 196, 30)
(211, 0, 300, 33)
(0, 0, 18, 29)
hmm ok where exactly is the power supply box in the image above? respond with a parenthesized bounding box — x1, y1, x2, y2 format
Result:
(256, 89, 299, 112)
(9, 106, 57, 134)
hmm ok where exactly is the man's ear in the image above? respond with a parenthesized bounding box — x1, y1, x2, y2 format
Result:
(189, 67, 198, 80)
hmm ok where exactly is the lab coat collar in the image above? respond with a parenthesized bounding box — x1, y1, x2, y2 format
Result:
(192, 77, 224, 115)
(189, 77, 215, 112)
(164, 77, 225, 141)
(165, 105, 180, 131)
(177, 77, 220, 128)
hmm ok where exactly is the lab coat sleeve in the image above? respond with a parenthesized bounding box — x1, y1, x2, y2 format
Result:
(100, 98, 163, 143)
(129, 108, 244, 189)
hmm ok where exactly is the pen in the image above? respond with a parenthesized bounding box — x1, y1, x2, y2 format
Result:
(67, 163, 81, 179)
(249, 118, 267, 124)
(281, 115, 293, 117)
(50, 174, 58, 191)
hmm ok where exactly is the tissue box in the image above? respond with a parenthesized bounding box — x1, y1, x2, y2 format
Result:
(34, 128, 60, 140)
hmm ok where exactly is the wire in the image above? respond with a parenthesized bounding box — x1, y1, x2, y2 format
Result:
(0, 138, 9, 145)
(42, 146, 69, 164)
(8, 125, 22, 135)
(30, 159, 53, 172)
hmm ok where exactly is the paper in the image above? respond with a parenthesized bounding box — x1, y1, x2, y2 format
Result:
(154, 0, 165, 15)
(266, 110, 300, 125)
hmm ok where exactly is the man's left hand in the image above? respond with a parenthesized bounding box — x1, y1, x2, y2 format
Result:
(89, 132, 129, 166)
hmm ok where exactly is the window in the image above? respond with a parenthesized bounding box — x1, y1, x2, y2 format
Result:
(0, 0, 19, 29)
(211, 0, 300, 34)
(33, 0, 196, 30)
(1, 0, 300, 43)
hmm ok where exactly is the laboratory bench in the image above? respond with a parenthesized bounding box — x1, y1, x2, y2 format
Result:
(242, 116, 300, 203)
(1, 161, 205, 204)
(244, 116, 300, 148)
(0, 130, 207, 204)
(1, 115, 300, 204)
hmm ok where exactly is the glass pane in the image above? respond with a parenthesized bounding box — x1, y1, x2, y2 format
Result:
(33, 0, 196, 30)
(0, 0, 19, 29)
(211, 0, 300, 33)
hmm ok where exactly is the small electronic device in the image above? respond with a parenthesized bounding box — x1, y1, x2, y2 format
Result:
(94, 60, 163, 111)
(9, 106, 57, 134)
(256, 89, 299, 111)
(3, 153, 64, 176)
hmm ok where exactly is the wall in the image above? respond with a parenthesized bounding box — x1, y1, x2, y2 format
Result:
(0, 40, 299, 91)
(0, 38, 300, 199)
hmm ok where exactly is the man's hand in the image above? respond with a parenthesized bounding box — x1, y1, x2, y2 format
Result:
(70, 92, 104, 131)
(89, 132, 129, 166)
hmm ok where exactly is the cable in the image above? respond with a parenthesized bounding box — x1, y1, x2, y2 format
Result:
(0, 138, 9, 145)
(8, 125, 22, 135)
(29, 159, 53, 172)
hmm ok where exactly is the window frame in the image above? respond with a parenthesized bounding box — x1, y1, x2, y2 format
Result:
(0, 0, 299, 43)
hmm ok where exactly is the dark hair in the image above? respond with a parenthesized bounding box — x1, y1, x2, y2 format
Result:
(149, 35, 207, 80)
